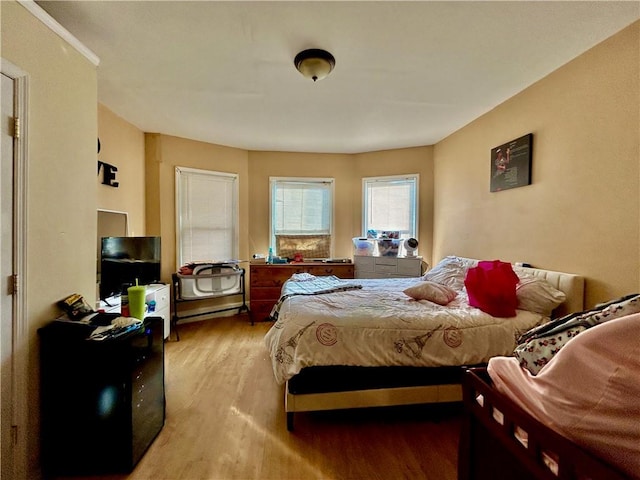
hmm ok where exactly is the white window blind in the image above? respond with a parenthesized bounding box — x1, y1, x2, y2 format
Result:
(175, 167, 238, 266)
(270, 177, 334, 256)
(363, 174, 418, 239)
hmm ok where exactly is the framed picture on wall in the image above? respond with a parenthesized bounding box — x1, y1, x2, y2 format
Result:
(490, 133, 533, 192)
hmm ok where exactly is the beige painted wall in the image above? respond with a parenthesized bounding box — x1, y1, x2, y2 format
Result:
(97, 104, 146, 236)
(247, 151, 355, 259)
(247, 148, 434, 263)
(2, 1, 98, 476)
(145, 134, 250, 282)
(354, 147, 434, 265)
(433, 21, 640, 308)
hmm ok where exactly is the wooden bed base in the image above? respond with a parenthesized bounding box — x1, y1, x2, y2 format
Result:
(286, 382, 462, 431)
(458, 368, 629, 480)
(284, 364, 471, 430)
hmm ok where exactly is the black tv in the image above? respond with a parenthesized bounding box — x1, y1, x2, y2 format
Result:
(100, 236, 161, 300)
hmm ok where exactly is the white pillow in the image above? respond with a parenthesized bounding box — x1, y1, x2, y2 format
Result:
(515, 276, 566, 316)
(403, 281, 457, 305)
(421, 256, 476, 290)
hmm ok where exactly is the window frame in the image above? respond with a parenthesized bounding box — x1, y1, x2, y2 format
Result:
(362, 174, 419, 240)
(175, 166, 239, 267)
(269, 176, 335, 259)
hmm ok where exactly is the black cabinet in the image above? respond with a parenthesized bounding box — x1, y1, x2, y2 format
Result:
(39, 317, 165, 476)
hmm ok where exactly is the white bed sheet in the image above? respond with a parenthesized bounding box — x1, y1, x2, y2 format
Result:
(264, 276, 547, 384)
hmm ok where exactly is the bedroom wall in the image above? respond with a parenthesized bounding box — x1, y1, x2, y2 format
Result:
(1, 1, 98, 476)
(433, 21, 640, 308)
(247, 147, 434, 263)
(145, 133, 250, 283)
(91, 138, 433, 287)
(247, 151, 355, 259)
(97, 103, 146, 236)
(354, 146, 435, 266)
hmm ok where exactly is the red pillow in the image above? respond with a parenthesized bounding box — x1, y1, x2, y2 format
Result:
(464, 260, 519, 317)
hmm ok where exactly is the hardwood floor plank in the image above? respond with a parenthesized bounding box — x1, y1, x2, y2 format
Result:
(51, 314, 461, 480)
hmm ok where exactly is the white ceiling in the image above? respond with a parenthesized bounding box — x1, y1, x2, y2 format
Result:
(37, 1, 639, 154)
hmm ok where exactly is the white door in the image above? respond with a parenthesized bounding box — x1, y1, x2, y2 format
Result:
(1, 71, 16, 480)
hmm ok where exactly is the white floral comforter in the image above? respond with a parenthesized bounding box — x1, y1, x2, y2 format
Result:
(264, 276, 547, 384)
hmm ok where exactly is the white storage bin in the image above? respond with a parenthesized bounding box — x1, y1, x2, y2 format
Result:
(352, 237, 375, 256)
(377, 239, 400, 257)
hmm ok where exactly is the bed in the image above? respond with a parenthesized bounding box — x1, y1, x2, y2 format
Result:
(459, 311, 640, 480)
(264, 256, 585, 430)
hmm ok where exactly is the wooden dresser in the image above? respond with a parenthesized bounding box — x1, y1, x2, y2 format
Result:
(249, 262, 355, 322)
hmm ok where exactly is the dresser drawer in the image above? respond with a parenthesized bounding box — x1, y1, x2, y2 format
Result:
(306, 264, 354, 277)
(250, 266, 292, 287)
(250, 263, 354, 286)
(374, 264, 398, 275)
(354, 256, 375, 272)
(396, 258, 423, 276)
(250, 287, 283, 301)
(250, 301, 275, 322)
(355, 256, 424, 279)
(374, 257, 399, 267)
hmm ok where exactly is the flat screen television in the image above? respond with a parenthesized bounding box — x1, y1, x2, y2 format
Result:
(100, 236, 161, 301)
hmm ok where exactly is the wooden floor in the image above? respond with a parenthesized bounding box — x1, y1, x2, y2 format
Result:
(56, 314, 462, 480)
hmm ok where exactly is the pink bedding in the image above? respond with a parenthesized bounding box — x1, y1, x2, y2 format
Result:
(488, 313, 640, 479)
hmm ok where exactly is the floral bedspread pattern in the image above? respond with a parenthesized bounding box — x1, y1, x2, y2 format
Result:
(264, 276, 547, 384)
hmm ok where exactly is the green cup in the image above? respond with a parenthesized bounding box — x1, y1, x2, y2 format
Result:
(127, 285, 146, 320)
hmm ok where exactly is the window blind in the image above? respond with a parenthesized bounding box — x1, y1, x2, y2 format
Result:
(176, 167, 238, 266)
(363, 175, 418, 238)
(270, 178, 334, 257)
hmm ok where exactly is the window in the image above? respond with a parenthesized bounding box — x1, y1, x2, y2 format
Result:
(362, 174, 418, 241)
(270, 177, 334, 259)
(175, 167, 238, 266)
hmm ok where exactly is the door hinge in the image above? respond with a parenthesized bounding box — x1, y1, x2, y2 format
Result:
(13, 117, 20, 139)
(9, 274, 18, 295)
(11, 425, 18, 445)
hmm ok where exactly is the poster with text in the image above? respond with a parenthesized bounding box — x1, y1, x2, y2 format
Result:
(490, 133, 532, 192)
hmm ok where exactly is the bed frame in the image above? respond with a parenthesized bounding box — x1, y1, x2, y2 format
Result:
(284, 260, 585, 431)
(458, 368, 629, 480)
(285, 364, 472, 431)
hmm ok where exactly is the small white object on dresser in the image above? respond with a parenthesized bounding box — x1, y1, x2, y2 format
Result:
(145, 284, 170, 339)
(354, 256, 424, 279)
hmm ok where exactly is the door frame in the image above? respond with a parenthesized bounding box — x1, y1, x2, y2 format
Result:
(1, 57, 29, 480)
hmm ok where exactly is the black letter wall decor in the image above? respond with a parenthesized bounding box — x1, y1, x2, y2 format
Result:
(98, 161, 119, 187)
(97, 137, 119, 187)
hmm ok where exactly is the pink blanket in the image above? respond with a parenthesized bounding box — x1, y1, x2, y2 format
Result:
(488, 313, 640, 479)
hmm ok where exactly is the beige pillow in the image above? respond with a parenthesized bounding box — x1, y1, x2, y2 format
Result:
(516, 276, 566, 316)
(403, 281, 457, 305)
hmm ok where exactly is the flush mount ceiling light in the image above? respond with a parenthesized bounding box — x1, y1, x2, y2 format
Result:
(294, 49, 336, 82)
